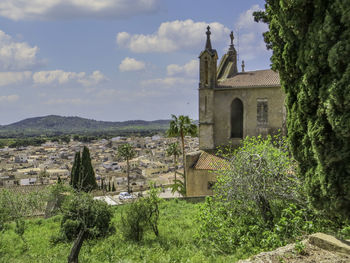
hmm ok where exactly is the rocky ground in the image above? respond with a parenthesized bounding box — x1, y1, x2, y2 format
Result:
(238, 233, 350, 263)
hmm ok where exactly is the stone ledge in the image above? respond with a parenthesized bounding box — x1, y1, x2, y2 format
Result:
(309, 233, 350, 255)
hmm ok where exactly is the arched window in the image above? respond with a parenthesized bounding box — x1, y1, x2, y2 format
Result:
(204, 59, 208, 85)
(231, 98, 243, 138)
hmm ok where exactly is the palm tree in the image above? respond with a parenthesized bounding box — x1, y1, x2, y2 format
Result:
(118, 143, 136, 193)
(166, 142, 181, 182)
(166, 115, 197, 194)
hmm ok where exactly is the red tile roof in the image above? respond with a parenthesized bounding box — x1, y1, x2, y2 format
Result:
(218, 69, 280, 88)
(194, 151, 230, 170)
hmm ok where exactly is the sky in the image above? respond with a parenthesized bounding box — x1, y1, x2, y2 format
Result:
(0, 0, 271, 125)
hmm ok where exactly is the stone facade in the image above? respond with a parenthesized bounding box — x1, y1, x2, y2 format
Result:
(198, 27, 285, 151)
(186, 27, 285, 197)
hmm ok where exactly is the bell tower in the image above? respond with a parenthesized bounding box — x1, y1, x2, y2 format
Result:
(198, 26, 218, 150)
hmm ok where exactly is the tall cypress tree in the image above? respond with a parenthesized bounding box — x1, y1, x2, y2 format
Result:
(255, 0, 350, 219)
(80, 146, 98, 192)
(70, 152, 81, 189)
(70, 147, 97, 192)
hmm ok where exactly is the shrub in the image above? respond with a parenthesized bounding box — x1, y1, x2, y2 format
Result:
(215, 135, 302, 224)
(60, 192, 113, 241)
(121, 184, 161, 241)
(197, 136, 331, 254)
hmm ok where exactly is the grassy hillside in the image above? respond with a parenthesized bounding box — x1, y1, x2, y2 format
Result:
(0, 200, 240, 263)
(0, 115, 170, 138)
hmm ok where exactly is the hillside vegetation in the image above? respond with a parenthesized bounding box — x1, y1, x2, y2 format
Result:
(0, 199, 239, 263)
(0, 115, 170, 138)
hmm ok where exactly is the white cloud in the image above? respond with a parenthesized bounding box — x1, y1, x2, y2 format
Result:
(0, 30, 40, 70)
(167, 59, 198, 77)
(141, 77, 196, 89)
(116, 19, 230, 53)
(45, 98, 90, 105)
(234, 5, 269, 62)
(0, 94, 19, 103)
(0, 0, 161, 21)
(32, 70, 106, 86)
(78, 70, 107, 86)
(119, 57, 145, 72)
(0, 71, 32, 86)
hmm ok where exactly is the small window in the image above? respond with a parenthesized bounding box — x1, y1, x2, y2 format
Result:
(204, 59, 208, 84)
(204, 96, 207, 115)
(208, 181, 215, 190)
(257, 99, 268, 126)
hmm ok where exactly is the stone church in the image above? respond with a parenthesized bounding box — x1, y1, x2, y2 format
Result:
(198, 26, 285, 150)
(186, 26, 285, 196)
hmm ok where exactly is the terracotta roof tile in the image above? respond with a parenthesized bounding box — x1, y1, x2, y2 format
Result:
(218, 69, 280, 88)
(194, 151, 230, 170)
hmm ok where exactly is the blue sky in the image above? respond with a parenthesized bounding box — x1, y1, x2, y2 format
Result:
(0, 0, 270, 124)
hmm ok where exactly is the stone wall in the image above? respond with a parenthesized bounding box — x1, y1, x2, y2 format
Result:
(185, 151, 217, 197)
(213, 86, 285, 147)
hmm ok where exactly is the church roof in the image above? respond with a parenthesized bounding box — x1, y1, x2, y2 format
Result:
(194, 151, 230, 170)
(218, 69, 280, 88)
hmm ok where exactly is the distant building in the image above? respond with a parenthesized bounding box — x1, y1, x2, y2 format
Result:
(15, 154, 28, 163)
(20, 178, 37, 186)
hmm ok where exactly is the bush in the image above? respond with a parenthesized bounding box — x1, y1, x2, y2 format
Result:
(215, 135, 302, 224)
(197, 136, 332, 255)
(60, 192, 113, 241)
(121, 185, 161, 241)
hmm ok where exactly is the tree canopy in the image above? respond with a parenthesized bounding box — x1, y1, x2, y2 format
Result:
(70, 146, 98, 192)
(254, 0, 350, 219)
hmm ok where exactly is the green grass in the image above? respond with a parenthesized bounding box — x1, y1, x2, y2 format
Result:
(0, 200, 239, 263)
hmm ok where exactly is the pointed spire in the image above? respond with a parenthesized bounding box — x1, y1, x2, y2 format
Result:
(205, 25, 212, 50)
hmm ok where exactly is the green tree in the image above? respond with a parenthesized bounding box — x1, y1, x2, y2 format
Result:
(112, 182, 116, 192)
(80, 146, 98, 192)
(166, 142, 181, 182)
(60, 192, 113, 263)
(70, 147, 97, 192)
(166, 115, 197, 195)
(70, 152, 81, 189)
(121, 184, 161, 241)
(254, 0, 350, 219)
(118, 143, 136, 193)
(215, 136, 301, 225)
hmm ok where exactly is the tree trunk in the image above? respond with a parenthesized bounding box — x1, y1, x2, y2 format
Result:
(180, 131, 186, 196)
(174, 155, 177, 182)
(67, 229, 86, 263)
(127, 158, 130, 193)
(257, 195, 273, 226)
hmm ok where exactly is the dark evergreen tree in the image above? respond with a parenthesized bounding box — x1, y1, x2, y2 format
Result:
(70, 147, 97, 192)
(70, 152, 81, 189)
(254, 0, 350, 219)
(80, 146, 98, 192)
(112, 182, 116, 192)
(108, 181, 111, 192)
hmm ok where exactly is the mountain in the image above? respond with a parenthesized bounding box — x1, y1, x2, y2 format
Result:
(0, 115, 171, 137)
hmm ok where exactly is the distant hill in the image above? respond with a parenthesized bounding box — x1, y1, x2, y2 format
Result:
(0, 115, 171, 138)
